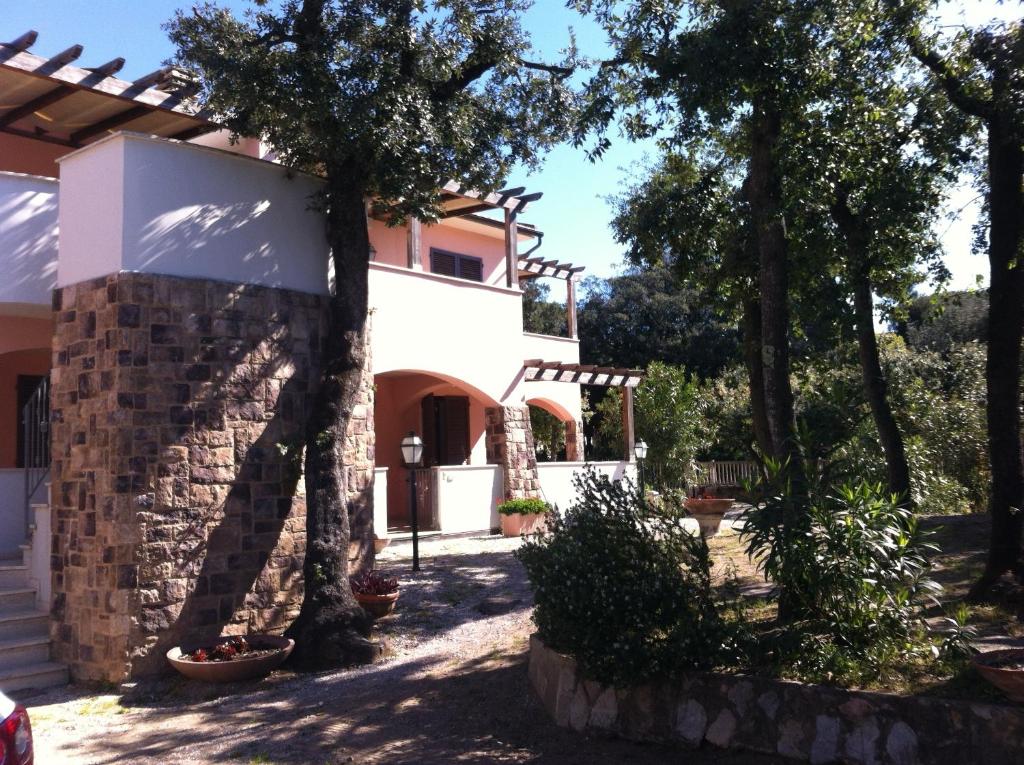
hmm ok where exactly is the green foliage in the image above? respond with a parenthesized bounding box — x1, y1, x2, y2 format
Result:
(529, 405, 566, 462)
(522, 280, 567, 338)
(901, 290, 989, 352)
(168, 1, 576, 222)
(740, 477, 943, 682)
(497, 498, 550, 516)
(517, 468, 738, 686)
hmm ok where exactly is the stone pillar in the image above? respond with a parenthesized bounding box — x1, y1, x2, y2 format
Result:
(565, 419, 585, 462)
(485, 404, 541, 500)
(48, 272, 355, 682)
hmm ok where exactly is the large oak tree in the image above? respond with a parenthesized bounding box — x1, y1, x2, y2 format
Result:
(168, 0, 574, 668)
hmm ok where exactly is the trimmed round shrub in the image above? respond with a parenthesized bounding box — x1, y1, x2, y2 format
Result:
(516, 467, 737, 686)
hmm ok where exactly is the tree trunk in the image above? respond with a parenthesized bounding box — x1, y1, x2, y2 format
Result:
(742, 296, 773, 460)
(852, 270, 912, 506)
(286, 176, 381, 669)
(971, 109, 1024, 598)
(746, 100, 806, 495)
(830, 194, 913, 508)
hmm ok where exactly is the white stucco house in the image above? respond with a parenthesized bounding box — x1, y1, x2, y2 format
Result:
(0, 30, 641, 687)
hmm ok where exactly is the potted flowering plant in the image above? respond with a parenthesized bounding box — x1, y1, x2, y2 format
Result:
(166, 634, 295, 682)
(498, 497, 551, 537)
(682, 488, 735, 538)
(350, 570, 400, 618)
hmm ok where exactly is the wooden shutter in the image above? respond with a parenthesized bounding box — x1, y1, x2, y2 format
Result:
(442, 396, 471, 464)
(457, 256, 483, 283)
(421, 394, 439, 467)
(430, 250, 457, 277)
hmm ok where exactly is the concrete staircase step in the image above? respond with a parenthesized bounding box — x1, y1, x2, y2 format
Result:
(0, 661, 68, 694)
(0, 565, 29, 590)
(0, 589, 37, 610)
(0, 610, 48, 643)
(0, 635, 50, 671)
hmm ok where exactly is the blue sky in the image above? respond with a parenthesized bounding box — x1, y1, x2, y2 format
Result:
(4, 1, 1016, 290)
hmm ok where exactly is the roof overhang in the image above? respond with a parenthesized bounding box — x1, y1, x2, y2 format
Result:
(0, 31, 216, 149)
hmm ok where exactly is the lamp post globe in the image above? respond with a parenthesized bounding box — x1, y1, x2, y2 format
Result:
(401, 431, 424, 467)
(633, 439, 648, 495)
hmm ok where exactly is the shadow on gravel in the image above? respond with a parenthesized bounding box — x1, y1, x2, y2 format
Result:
(66, 647, 785, 765)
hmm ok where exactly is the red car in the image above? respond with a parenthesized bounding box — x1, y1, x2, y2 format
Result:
(0, 692, 32, 765)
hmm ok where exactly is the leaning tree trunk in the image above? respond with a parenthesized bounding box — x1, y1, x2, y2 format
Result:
(852, 270, 912, 506)
(742, 296, 773, 460)
(286, 176, 381, 669)
(971, 110, 1024, 598)
(831, 194, 913, 508)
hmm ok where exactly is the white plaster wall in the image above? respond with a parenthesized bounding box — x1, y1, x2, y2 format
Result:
(373, 467, 389, 539)
(434, 465, 502, 533)
(31, 502, 51, 611)
(520, 331, 583, 423)
(369, 262, 526, 404)
(0, 469, 46, 558)
(0, 172, 58, 307)
(55, 137, 124, 288)
(536, 461, 637, 514)
(58, 133, 331, 294)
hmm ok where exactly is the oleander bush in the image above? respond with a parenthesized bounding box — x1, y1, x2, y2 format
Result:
(516, 467, 741, 685)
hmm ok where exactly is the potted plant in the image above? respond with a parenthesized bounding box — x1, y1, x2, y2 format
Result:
(498, 497, 551, 537)
(350, 570, 400, 618)
(972, 648, 1024, 702)
(166, 634, 295, 683)
(682, 488, 735, 538)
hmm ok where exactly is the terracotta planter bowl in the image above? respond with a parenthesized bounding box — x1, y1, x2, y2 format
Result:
(683, 498, 736, 538)
(356, 590, 400, 619)
(973, 648, 1024, 702)
(166, 634, 294, 683)
(500, 512, 547, 538)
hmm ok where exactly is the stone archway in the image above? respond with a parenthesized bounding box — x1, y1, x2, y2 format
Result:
(525, 397, 584, 463)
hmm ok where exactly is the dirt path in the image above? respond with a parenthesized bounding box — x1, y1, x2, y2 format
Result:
(27, 534, 784, 764)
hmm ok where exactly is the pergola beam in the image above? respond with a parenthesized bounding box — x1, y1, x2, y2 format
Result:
(69, 104, 150, 144)
(86, 57, 126, 77)
(3, 31, 38, 52)
(0, 84, 75, 128)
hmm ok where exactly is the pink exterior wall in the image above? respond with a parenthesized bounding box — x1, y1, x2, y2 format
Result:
(374, 372, 489, 527)
(0, 134, 68, 178)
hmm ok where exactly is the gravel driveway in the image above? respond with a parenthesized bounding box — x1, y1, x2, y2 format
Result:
(26, 533, 784, 764)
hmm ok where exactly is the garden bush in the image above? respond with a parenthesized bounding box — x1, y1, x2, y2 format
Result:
(740, 476, 945, 682)
(516, 467, 739, 686)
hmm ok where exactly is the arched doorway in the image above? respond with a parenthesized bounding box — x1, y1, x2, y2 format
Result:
(526, 397, 584, 463)
(374, 370, 501, 534)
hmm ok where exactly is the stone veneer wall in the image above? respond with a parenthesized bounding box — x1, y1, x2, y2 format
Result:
(484, 405, 541, 500)
(49, 272, 376, 682)
(529, 636, 1024, 765)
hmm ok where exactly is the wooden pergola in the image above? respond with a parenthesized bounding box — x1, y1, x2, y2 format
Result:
(524, 359, 646, 461)
(0, 31, 216, 149)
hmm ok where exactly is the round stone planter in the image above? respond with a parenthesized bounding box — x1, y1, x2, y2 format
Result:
(356, 590, 400, 619)
(973, 648, 1024, 702)
(166, 634, 294, 683)
(500, 512, 547, 537)
(682, 498, 735, 538)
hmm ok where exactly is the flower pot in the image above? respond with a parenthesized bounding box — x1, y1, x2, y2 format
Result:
(682, 497, 735, 538)
(973, 648, 1024, 702)
(166, 634, 294, 683)
(356, 589, 400, 619)
(500, 512, 547, 537)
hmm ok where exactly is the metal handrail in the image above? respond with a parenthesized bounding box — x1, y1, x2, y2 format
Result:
(22, 376, 50, 535)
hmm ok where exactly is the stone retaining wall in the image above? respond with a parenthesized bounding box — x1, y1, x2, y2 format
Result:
(49, 272, 376, 682)
(529, 635, 1024, 765)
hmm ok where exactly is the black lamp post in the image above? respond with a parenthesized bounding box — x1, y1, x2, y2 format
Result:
(633, 438, 648, 496)
(400, 431, 424, 572)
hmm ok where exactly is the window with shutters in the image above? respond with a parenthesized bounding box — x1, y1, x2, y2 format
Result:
(429, 248, 484, 283)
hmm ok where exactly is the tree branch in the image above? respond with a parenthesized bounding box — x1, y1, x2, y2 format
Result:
(517, 58, 575, 79)
(911, 37, 993, 120)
